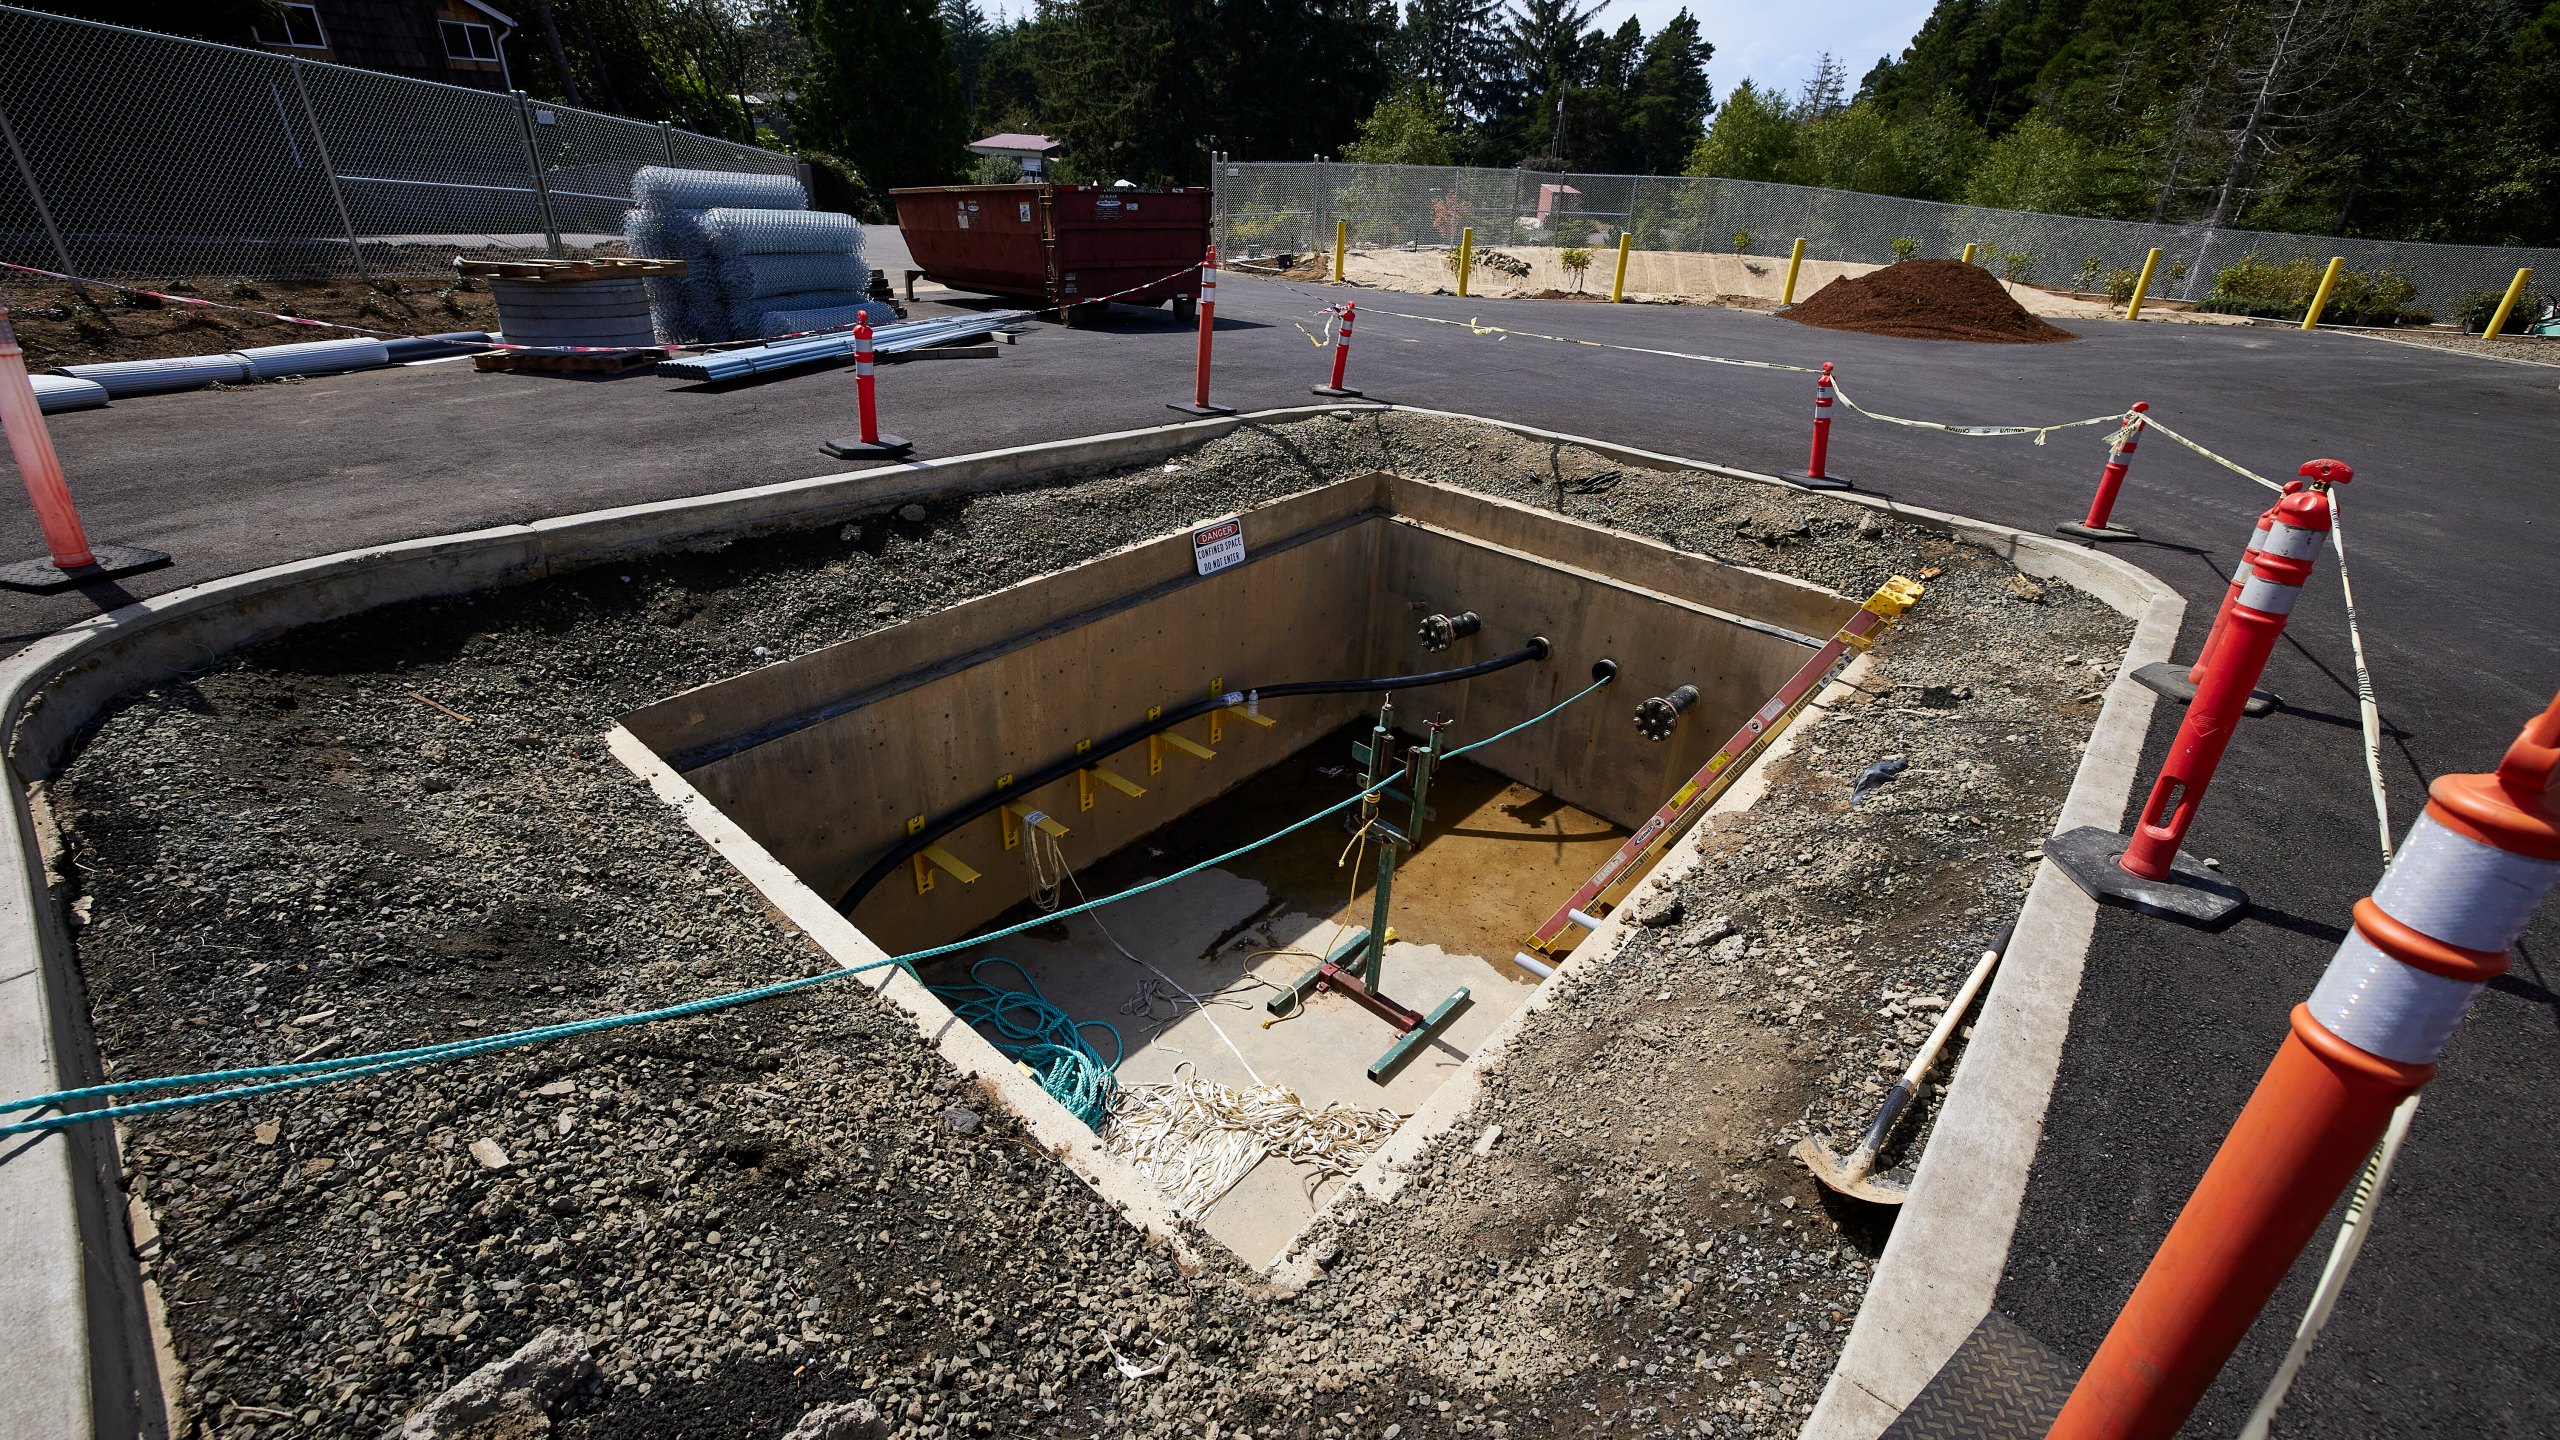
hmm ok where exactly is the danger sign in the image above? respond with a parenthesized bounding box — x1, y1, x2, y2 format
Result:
(1192, 517, 1244, 575)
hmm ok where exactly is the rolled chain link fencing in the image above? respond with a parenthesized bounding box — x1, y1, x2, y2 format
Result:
(0, 4, 804, 287)
(1214, 160, 2559, 320)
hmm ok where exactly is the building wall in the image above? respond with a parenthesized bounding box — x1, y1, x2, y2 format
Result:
(257, 0, 512, 93)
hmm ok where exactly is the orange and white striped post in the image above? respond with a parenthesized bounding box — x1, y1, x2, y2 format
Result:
(1170, 244, 1236, 416)
(2047, 462, 2346, 927)
(0, 306, 167, 592)
(1787, 362, 1849, 490)
(2058, 401, 2147, 541)
(1313, 300, 1362, 398)
(821, 312, 912, 459)
(2049, 687, 2560, 1440)
(2131, 466, 2339, 716)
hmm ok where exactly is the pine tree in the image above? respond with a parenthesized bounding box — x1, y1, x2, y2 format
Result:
(1621, 8, 1714, 175)
(792, 0, 971, 193)
(1798, 51, 1848, 120)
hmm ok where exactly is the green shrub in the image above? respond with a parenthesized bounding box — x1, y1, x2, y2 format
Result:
(1559, 245, 1594, 292)
(2207, 253, 2430, 326)
(2077, 256, 2104, 290)
(2104, 267, 2144, 305)
(2001, 250, 2035, 283)
(2453, 288, 2514, 333)
(1890, 235, 1918, 261)
(1731, 228, 1753, 254)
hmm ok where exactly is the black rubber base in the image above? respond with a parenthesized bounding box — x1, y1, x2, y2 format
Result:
(1167, 402, 1237, 416)
(1311, 385, 1364, 398)
(0, 542, 172, 593)
(820, 434, 913, 459)
(2044, 824, 2249, 930)
(1786, 471, 1852, 490)
(2056, 520, 2139, 542)
(2129, 659, 2279, 717)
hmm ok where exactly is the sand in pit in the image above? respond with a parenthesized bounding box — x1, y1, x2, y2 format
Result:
(1781, 258, 2078, 343)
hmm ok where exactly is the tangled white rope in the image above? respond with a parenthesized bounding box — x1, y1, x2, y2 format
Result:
(1104, 1067, 1403, 1221)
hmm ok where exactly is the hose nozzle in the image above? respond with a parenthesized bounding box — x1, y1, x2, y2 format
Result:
(1633, 684, 1700, 741)
(1417, 610, 1482, 652)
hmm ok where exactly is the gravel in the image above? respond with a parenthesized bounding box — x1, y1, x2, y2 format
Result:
(50, 411, 2128, 1439)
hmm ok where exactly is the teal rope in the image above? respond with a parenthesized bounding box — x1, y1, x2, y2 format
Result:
(929, 958, 1120, 1129)
(0, 674, 1613, 1137)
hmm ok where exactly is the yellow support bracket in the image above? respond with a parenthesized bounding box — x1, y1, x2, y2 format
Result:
(1155, 729, 1216, 765)
(1000, 800, 1068, 851)
(1079, 762, 1146, 811)
(913, 844, 981, 894)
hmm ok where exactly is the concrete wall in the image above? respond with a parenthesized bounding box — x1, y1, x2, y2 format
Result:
(635, 472, 1843, 951)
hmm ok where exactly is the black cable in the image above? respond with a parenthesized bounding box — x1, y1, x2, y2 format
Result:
(835, 638, 1552, 914)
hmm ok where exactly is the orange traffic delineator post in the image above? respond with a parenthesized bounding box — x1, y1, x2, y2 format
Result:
(2048, 688, 2560, 1440)
(2058, 401, 2148, 542)
(1312, 299, 1361, 399)
(0, 307, 168, 593)
(821, 312, 913, 459)
(2046, 461, 2347, 928)
(1785, 361, 1850, 490)
(1168, 245, 1235, 417)
(2129, 470, 2330, 717)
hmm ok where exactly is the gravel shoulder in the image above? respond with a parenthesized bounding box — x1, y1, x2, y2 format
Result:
(49, 412, 2126, 1440)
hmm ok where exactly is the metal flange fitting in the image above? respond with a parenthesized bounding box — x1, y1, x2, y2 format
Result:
(1633, 684, 1700, 741)
(1417, 610, 1482, 652)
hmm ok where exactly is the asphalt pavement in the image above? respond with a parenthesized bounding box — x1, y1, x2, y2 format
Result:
(3, 262, 2554, 1437)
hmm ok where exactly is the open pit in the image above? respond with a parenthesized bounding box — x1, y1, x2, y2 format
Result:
(23, 411, 2139, 1439)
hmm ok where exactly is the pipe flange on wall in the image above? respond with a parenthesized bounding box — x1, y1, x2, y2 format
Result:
(1417, 610, 1482, 652)
(1633, 684, 1700, 741)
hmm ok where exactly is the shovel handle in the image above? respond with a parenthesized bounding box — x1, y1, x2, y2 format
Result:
(1848, 923, 2015, 1176)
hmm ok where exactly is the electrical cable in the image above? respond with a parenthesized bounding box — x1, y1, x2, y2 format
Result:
(835, 640, 1553, 913)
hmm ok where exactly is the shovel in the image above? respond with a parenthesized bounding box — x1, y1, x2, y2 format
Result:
(1795, 923, 2012, 1205)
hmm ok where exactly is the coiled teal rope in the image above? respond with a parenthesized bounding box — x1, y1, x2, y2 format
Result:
(929, 958, 1121, 1129)
(0, 674, 1612, 1137)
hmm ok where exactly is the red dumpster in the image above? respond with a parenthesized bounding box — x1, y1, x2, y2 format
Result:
(890, 184, 1210, 324)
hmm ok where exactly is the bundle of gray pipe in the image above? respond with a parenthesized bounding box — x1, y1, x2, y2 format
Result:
(620, 165, 869, 344)
(758, 300, 897, 339)
(30, 373, 109, 414)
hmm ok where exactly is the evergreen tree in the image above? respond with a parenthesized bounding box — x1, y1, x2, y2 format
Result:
(1036, 0, 1205, 183)
(792, 0, 971, 192)
(1620, 9, 1714, 175)
(1343, 84, 1459, 164)
(1686, 79, 1797, 182)
(941, 0, 993, 125)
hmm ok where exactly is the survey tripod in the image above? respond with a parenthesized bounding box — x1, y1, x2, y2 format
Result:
(1264, 696, 1471, 1082)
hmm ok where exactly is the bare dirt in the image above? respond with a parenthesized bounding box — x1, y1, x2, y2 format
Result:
(47, 412, 2127, 1440)
(0, 271, 501, 370)
(1782, 260, 2078, 345)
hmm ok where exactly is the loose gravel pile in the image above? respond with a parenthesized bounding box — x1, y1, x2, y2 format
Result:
(1784, 259, 2077, 344)
(49, 411, 2128, 1439)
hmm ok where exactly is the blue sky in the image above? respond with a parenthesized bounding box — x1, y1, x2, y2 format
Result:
(977, 3, 1936, 109)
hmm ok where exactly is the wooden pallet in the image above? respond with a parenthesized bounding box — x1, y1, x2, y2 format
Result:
(472, 346, 667, 375)
(454, 257, 688, 282)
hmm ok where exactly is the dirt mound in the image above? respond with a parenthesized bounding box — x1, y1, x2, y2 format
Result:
(1783, 258, 2076, 343)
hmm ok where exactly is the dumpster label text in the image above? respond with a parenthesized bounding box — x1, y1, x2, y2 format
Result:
(1192, 518, 1244, 576)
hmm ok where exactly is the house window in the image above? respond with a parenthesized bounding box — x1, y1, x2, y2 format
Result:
(440, 20, 500, 62)
(268, 3, 326, 48)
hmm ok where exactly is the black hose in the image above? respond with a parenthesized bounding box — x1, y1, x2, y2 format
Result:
(835, 638, 1553, 914)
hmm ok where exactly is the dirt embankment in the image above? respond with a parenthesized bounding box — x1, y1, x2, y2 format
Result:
(53, 413, 2127, 1440)
(0, 272, 501, 369)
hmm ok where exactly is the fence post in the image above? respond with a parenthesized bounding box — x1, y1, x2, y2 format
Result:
(1334, 218, 1347, 283)
(2125, 247, 2162, 320)
(286, 58, 370, 281)
(1457, 226, 1473, 298)
(513, 91, 563, 258)
(659, 120, 676, 165)
(1611, 230, 1631, 302)
(2483, 267, 2532, 339)
(0, 101, 77, 283)
(1782, 236, 1807, 304)
(2300, 256, 2345, 329)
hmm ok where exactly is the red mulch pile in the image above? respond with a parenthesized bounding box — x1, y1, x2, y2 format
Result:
(1782, 258, 2077, 343)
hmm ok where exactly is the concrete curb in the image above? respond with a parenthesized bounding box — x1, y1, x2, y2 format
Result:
(0, 402, 2173, 1439)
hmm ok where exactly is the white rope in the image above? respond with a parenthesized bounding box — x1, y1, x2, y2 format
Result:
(1353, 303, 1819, 372)
(1104, 1067, 1402, 1221)
(2327, 490, 2394, 867)
(1824, 371, 2134, 446)
(1063, 867, 1266, 1087)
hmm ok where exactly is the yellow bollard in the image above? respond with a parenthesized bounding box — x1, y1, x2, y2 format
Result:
(1333, 218, 1346, 283)
(1610, 230, 1631, 302)
(2125, 246, 2162, 321)
(1782, 237, 1807, 305)
(2300, 256, 2346, 330)
(2483, 266, 2533, 340)
(1961, 242, 1977, 267)
(1456, 226, 1473, 298)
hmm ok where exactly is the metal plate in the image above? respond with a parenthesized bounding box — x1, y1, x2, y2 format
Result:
(0, 542, 172, 593)
(1880, 1309, 2075, 1440)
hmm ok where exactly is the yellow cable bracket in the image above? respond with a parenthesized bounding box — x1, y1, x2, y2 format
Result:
(907, 814, 983, 894)
(1208, 676, 1275, 744)
(1076, 734, 1148, 812)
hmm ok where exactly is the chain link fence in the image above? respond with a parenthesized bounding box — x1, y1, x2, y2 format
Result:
(0, 4, 804, 284)
(1214, 160, 2559, 320)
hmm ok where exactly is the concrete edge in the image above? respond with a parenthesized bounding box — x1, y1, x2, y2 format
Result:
(600, 727, 1204, 1266)
(1800, 530, 2183, 1438)
(0, 400, 2173, 1438)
